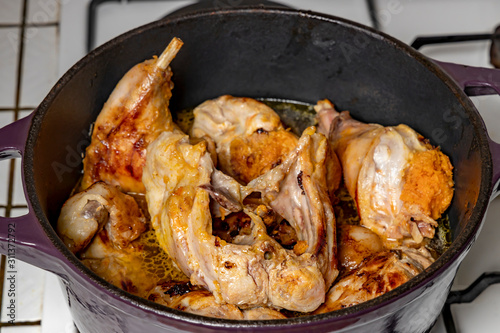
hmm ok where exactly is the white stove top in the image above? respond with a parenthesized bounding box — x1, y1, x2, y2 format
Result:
(53, 1, 500, 332)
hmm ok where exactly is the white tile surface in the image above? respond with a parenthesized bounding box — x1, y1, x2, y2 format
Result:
(0, 111, 15, 207)
(377, 0, 500, 39)
(0, 112, 15, 130)
(471, 95, 500, 143)
(20, 26, 58, 107)
(12, 111, 34, 207)
(9, 207, 29, 218)
(451, 284, 500, 333)
(0, 28, 20, 108)
(93, 0, 195, 50)
(12, 159, 27, 207)
(2, 326, 41, 333)
(1, 260, 45, 322)
(0, 0, 23, 24)
(27, 0, 60, 24)
(41, 274, 76, 333)
(58, 0, 89, 76)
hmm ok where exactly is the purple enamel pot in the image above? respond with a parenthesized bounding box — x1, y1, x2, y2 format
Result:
(1, 7, 500, 333)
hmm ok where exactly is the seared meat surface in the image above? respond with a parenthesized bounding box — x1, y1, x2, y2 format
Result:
(148, 281, 286, 320)
(337, 224, 384, 274)
(57, 181, 147, 253)
(314, 246, 434, 313)
(57, 181, 186, 297)
(81, 38, 183, 193)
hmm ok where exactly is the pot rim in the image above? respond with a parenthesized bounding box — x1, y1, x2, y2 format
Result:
(24, 6, 493, 329)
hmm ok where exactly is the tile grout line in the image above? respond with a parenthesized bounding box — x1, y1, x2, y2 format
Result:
(0, 22, 59, 29)
(0, 206, 28, 209)
(5, 0, 28, 216)
(0, 321, 41, 328)
(13, 0, 29, 123)
(0, 107, 37, 112)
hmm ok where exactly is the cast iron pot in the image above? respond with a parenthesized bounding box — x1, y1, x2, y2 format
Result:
(1, 7, 500, 333)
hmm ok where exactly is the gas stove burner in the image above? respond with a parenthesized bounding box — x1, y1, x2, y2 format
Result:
(491, 26, 500, 68)
(411, 26, 500, 69)
(442, 272, 500, 333)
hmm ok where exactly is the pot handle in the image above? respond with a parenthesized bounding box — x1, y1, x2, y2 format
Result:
(435, 60, 500, 198)
(0, 113, 68, 275)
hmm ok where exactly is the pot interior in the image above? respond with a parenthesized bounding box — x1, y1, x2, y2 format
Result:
(26, 6, 491, 324)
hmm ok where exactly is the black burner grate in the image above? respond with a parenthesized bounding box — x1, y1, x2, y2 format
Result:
(411, 28, 500, 69)
(443, 272, 500, 333)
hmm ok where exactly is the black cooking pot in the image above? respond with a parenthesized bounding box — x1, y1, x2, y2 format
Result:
(1, 7, 500, 333)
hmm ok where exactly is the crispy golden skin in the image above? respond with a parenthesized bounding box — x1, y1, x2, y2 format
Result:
(81, 38, 183, 193)
(314, 248, 433, 313)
